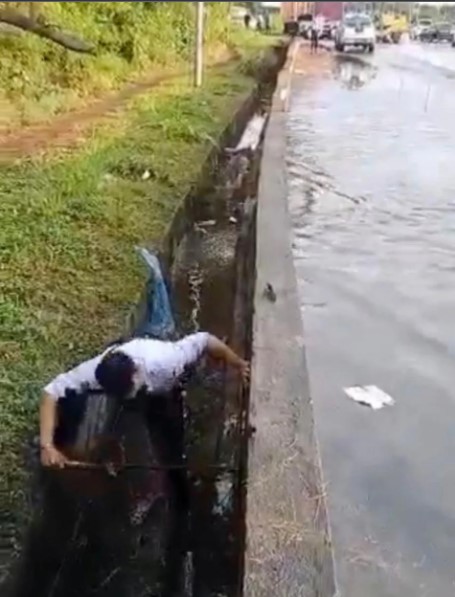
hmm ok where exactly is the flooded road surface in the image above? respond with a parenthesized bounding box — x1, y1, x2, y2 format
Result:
(287, 46, 455, 596)
(393, 42, 455, 76)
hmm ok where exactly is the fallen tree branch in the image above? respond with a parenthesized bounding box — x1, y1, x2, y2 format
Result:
(0, 7, 95, 54)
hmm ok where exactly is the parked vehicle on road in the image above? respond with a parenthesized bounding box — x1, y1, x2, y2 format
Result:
(376, 26, 401, 44)
(378, 12, 408, 44)
(283, 13, 313, 38)
(315, 0, 343, 24)
(335, 14, 376, 53)
(420, 23, 453, 43)
(376, 26, 393, 44)
(298, 13, 313, 39)
(283, 19, 299, 36)
(320, 20, 339, 41)
(411, 19, 432, 40)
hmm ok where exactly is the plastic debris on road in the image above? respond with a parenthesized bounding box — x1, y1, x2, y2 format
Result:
(344, 386, 395, 411)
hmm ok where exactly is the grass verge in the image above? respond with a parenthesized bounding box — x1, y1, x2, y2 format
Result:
(0, 32, 279, 536)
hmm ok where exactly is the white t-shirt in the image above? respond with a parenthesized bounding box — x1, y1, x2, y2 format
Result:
(44, 332, 211, 401)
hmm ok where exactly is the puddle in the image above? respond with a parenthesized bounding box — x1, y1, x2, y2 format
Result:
(333, 56, 377, 90)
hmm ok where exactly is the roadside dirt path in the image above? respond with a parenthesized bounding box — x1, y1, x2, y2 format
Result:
(0, 71, 180, 162)
(0, 55, 232, 162)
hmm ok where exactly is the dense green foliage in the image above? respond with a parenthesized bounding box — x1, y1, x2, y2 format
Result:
(0, 2, 232, 127)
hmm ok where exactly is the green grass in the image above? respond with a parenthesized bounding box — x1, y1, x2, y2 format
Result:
(0, 2, 238, 129)
(0, 35, 276, 534)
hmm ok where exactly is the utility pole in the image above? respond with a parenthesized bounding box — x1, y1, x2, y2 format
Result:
(194, 2, 204, 88)
(408, 2, 414, 24)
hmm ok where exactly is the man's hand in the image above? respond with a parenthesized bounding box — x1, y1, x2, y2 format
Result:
(206, 336, 251, 386)
(207, 336, 250, 385)
(41, 444, 68, 469)
(238, 360, 250, 386)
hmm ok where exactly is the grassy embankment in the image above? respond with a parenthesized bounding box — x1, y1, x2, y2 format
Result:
(0, 2, 279, 524)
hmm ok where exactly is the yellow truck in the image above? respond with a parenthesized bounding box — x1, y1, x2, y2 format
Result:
(377, 12, 409, 44)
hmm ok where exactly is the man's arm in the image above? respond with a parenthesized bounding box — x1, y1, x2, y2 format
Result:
(206, 336, 250, 383)
(174, 333, 250, 383)
(40, 394, 68, 468)
(40, 354, 103, 467)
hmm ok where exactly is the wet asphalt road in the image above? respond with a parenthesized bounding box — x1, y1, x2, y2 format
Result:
(287, 44, 455, 596)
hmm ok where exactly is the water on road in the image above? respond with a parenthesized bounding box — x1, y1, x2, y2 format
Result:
(287, 45, 455, 596)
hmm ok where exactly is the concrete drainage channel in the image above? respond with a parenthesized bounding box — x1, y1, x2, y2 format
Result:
(2, 44, 333, 597)
(168, 138, 260, 596)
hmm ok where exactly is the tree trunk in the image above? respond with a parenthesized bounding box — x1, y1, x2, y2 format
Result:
(0, 7, 94, 54)
(29, 1, 40, 21)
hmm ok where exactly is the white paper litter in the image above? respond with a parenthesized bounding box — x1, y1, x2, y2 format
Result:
(233, 113, 266, 153)
(344, 386, 395, 411)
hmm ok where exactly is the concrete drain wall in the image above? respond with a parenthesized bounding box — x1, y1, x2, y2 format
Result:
(243, 48, 336, 597)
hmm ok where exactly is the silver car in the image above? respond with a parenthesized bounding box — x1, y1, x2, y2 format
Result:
(335, 14, 376, 53)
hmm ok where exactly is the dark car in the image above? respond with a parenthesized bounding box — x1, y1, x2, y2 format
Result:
(283, 20, 299, 36)
(420, 23, 454, 43)
(320, 21, 339, 40)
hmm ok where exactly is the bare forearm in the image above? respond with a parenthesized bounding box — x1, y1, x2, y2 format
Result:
(207, 336, 243, 368)
(40, 394, 58, 447)
(206, 336, 250, 384)
(40, 395, 68, 468)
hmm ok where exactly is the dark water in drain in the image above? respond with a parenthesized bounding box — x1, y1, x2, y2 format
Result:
(170, 158, 253, 597)
(287, 48, 455, 595)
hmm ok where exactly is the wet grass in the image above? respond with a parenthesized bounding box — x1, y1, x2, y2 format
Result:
(0, 36, 279, 539)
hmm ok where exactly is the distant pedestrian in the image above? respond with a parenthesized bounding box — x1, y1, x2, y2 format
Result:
(244, 13, 251, 29)
(310, 25, 319, 53)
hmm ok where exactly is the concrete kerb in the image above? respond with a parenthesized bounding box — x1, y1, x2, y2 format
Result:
(244, 45, 337, 597)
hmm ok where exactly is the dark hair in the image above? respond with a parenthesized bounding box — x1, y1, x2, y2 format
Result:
(95, 351, 136, 401)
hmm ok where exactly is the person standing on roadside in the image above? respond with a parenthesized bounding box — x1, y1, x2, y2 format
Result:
(310, 22, 319, 53)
